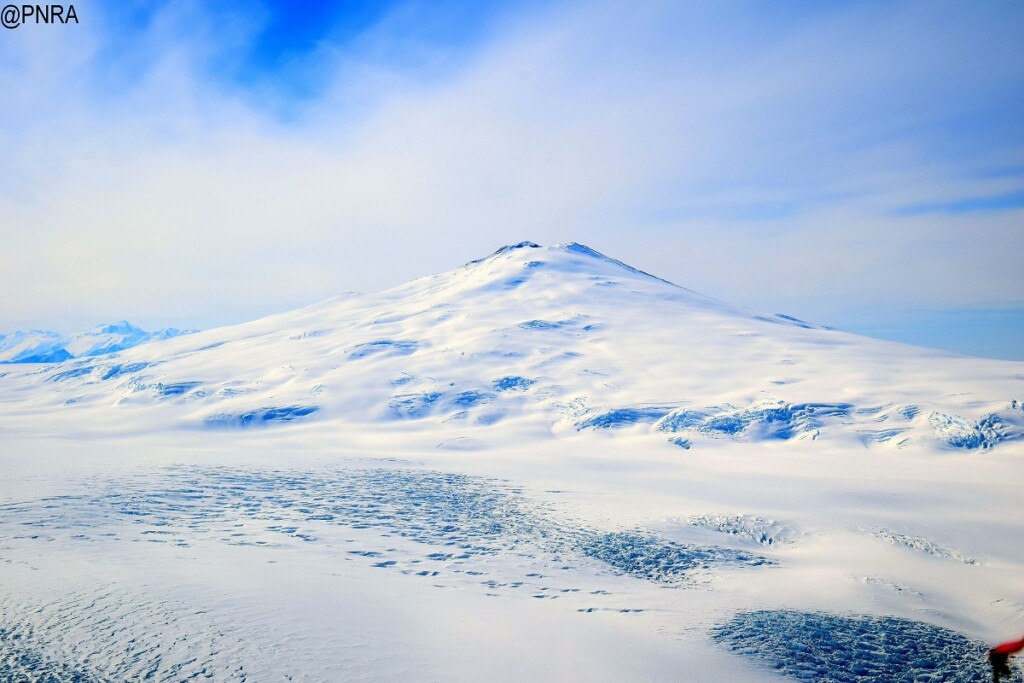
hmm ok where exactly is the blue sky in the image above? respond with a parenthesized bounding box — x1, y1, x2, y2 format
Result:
(1, 0, 1022, 359)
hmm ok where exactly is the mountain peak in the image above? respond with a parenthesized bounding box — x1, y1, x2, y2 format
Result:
(463, 241, 666, 280)
(463, 241, 541, 268)
(90, 321, 144, 335)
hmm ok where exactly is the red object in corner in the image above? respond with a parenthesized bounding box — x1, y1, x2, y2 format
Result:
(992, 638, 1024, 655)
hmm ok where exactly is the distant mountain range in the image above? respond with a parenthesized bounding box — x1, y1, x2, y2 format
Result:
(0, 321, 196, 364)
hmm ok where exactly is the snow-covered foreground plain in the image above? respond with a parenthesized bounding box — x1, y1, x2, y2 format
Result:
(1, 243, 1022, 681)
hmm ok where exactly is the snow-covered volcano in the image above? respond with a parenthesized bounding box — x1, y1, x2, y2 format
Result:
(2, 243, 1023, 683)
(2, 241, 1021, 451)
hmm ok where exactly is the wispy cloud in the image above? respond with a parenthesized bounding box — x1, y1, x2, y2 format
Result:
(0, 0, 1022, 340)
(893, 189, 1024, 215)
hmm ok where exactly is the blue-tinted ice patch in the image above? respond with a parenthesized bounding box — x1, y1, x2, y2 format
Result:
(48, 366, 95, 382)
(493, 376, 535, 392)
(348, 339, 422, 360)
(206, 405, 319, 427)
(390, 392, 442, 418)
(668, 437, 692, 449)
(518, 316, 594, 333)
(712, 610, 988, 682)
(720, 402, 852, 439)
(656, 410, 708, 432)
(100, 362, 153, 380)
(447, 390, 494, 408)
(519, 319, 570, 330)
(658, 401, 852, 441)
(928, 410, 1021, 450)
(579, 531, 770, 583)
(578, 407, 673, 430)
(155, 381, 201, 397)
(899, 405, 920, 420)
(703, 415, 748, 435)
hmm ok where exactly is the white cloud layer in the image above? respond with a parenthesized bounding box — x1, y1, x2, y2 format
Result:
(1, 0, 1022, 336)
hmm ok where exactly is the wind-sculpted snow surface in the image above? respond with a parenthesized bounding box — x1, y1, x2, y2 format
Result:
(1, 627, 102, 683)
(0, 466, 768, 580)
(0, 582, 251, 683)
(683, 514, 796, 547)
(713, 610, 989, 682)
(0, 464, 775, 680)
(865, 528, 979, 565)
(578, 531, 770, 582)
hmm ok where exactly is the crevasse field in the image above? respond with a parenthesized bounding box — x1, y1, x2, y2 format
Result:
(1, 242, 1022, 682)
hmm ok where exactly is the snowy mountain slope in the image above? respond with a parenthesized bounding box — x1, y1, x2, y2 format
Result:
(0, 321, 195, 364)
(0, 241, 1022, 451)
(2, 242, 1023, 682)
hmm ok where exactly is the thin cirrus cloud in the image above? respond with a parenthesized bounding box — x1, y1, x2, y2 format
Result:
(893, 189, 1024, 216)
(0, 0, 1021, 358)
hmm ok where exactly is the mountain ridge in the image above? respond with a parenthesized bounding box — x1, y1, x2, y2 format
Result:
(0, 321, 197, 364)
